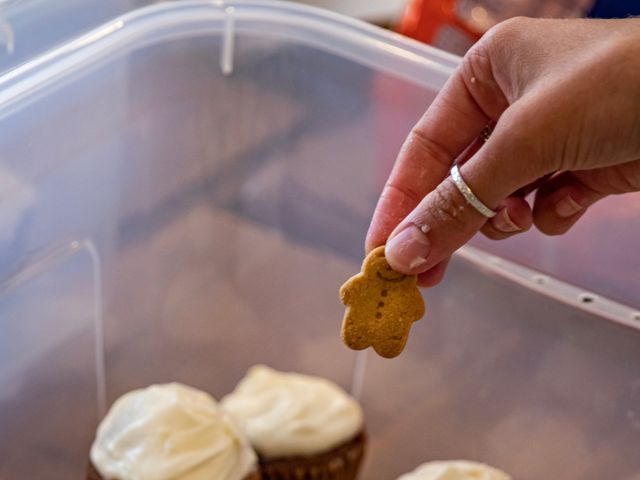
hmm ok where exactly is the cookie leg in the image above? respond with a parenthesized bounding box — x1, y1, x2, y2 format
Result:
(372, 328, 410, 359)
(341, 309, 372, 351)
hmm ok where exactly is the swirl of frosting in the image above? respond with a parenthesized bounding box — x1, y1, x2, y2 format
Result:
(397, 461, 511, 480)
(90, 383, 257, 480)
(221, 365, 364, 458)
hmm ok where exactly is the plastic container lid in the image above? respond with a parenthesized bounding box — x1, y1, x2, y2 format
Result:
(0, 0, 139, 74)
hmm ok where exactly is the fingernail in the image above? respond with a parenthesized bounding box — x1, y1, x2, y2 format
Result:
(493, 208, 521, 233)
(385, 224, 430, 272)
(556, 195, 583, 218)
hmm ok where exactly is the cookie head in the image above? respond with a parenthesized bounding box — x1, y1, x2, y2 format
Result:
(362, 247, 408, 283)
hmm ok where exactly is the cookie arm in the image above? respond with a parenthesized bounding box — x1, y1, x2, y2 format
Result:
(411, 289, 426, 320)
(339, 275, 365, 305)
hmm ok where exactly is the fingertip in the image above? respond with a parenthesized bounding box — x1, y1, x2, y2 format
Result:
(504, 198, 533, 231)
(365, 184, 417, 255)
(534, 209, 588, 236)
(533, 181, 598, 236)
(554, 194, 585, 219)
(364, 236, 381, 256)
(482, 197, 532, 239)
(384, 224, 431, 275)
(364, 220, 385, 255)
(480, 222, 512, 240)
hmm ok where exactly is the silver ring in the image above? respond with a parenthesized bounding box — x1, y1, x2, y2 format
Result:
(450, 165, 497, 218)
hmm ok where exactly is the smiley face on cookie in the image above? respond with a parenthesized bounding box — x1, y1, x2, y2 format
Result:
(339, 246, 425, 358)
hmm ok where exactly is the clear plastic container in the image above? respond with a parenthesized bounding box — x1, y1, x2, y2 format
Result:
(1, 2, 639, 479)
(0, 0, 143, 74)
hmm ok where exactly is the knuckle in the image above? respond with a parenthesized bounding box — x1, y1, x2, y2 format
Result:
(484, 16, 530, 47)
(460, 29, 511, 116)
(478, 17, 531, 83)
(383, 181, 422, 207)
(407, 128, 454, 170)
(462, 43, 492, 81)
(426, 181, 472, 233)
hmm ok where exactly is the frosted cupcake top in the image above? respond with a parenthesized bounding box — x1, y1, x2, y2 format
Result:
(90, 383, 257, 480)
(397, 461, 511, 480)
(221, 365, 364, 458)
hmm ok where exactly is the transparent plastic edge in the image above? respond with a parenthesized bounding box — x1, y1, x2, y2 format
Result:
(232, 0, 462, 68)
(0, 0, 458, 113)
(456, 245, 640, 331)
(0, 238, 106, 418)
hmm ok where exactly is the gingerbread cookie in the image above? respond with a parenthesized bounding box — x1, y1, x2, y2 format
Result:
(339, 246, 425, 358)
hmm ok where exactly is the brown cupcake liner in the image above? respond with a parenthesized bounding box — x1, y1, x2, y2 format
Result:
(258, 431, 366, 480)
(86, 462, 101, 480)
(86, 460, 261, 479)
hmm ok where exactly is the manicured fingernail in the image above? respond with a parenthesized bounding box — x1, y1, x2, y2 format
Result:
(493, 208, 521, 233)
(556, 195, 583, 218)
(385, 224, 430, 273)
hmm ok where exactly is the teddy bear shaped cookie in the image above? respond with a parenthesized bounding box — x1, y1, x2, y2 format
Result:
(339, 246, 425, 358)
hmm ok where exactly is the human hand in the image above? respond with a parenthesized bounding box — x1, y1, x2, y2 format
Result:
(365, 17, 640, 287)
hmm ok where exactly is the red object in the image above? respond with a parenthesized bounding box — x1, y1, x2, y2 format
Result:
(398, 0, 483, 45)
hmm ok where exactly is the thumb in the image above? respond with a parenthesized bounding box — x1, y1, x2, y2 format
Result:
(384, 117, 540, 275)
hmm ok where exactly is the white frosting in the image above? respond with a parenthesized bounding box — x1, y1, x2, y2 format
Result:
(397, 461, 511, 480)
(221, 365, 363, 458)
(90, 383, 256, 480)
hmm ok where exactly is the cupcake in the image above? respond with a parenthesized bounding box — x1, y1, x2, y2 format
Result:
(221, 365, 366, 480)
(397, 461, 511, 480)
(88, 383, 259, 480)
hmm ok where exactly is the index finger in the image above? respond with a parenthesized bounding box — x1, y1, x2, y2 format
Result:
(365, 48, 508, 252)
